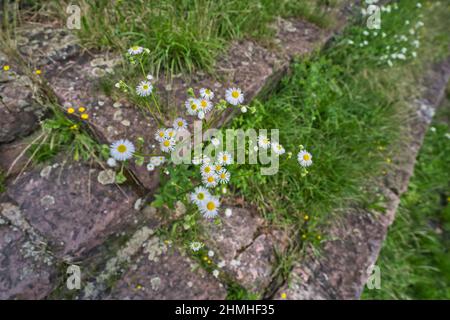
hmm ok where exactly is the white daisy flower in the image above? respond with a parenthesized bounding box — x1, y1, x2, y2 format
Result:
(173, 117, 187, 131)
(146, 74, 154, 81)
(155, 128, 167, 142)
(190, 186, 211, 205)
(217, 168, 230, 184)
(241, 106, 247, 113)
(190, 241, 204, 252)
(225, 208, 232, 217)
(199, 98, 213, 113)
(202, 155, 212, 164)
(298, 150, 313, 167)
(202, 173, 219, 188)
(128, 45, 143, 55)
(160, 138, 176, 153)
(271, 142, 285, 155)
(200, 196, 220, 219)
(211, 137, 220, 147)
(212, 270, 219, 278)
(136, 81, 153, 97)
(198, 110, 205, 120)
(225, 87, 244, 106)
(185, 98, 200, 116)
(200, 163, 214, 176)
(208, 250, 215, 257)
(217, 151, 233, 165)
(165, 128, 177, 139)
(213, 163, 223, 173)
(200, 88, 214, 100)
(150, 156, 164, 166)
(107, 157, 117, 167)
(110, 139, 135, 161)
(258, 135, 271, 149)
(147, 163, 155, 171)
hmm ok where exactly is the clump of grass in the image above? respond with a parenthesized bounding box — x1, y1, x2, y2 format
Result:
(27, 106, 108, 163)
(362, 96, 450, 300)
(226, 282, 260, 300)
(50, 0, 334, 77)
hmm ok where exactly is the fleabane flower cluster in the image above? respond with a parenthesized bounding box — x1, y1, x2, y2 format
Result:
(190, 186, 220, 219)
(185, 87, 215, 120)
(189, 150, 234, 219)
(155, 128, 176, 153)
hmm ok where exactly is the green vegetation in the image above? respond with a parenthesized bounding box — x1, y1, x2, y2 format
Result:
(362, 93, 450, 300)
(49, 0, 336, 77)
(27, 106, 108, 163)
(148, 0, 450, 296)
(226, 283, 260, 300)
(226, 0, 450, 290)
(0, 170, 5, 193)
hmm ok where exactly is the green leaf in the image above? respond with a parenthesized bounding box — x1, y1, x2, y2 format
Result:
(115, 171, 127, 184)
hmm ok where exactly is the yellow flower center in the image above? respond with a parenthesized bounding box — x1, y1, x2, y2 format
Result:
(178, 121, 183, 127)
(204, 167, 211, 174)
(206, 202, 216, 211)
(215, 165, 222, 171)
(143, 85, 149, 90)
(220, 173, 226, 179)
(205, 89, 211, 95)
(78, 107, 85, 112)
(81, 114, 89, 120)
(207, 176, 214, 183)
(231, 90, 239, 98)
(168, 131, 174, 137)
(3, 65, 10, 71)
(303, 154, 310, 161)
(163, 140, 170, 147)
(159, 131, 165, 137)
(117, 145, 127, 153)
(197, 193, 205, 200)
(67, 108, 75, 114)
(132, 46, 139, 51)
(201, 100, 208, 108)
(191, 104, 198, 110)
(263, 139, 269, 144)
(223, 155, 227, 161)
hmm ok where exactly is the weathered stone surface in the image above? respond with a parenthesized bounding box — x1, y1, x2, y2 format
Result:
(272, 57, 450, 300)
(106, 241, 226, 300)
(275, 18, 326, 58)
(203, 206, 287, 293)
(5, 159, 141, 259)
(16, 26, 80, 68)
(40, 50, 160, 190)
(0, 223, 55, 299)
(0, 52, 44, 144)
(203, 207, 263, 261)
